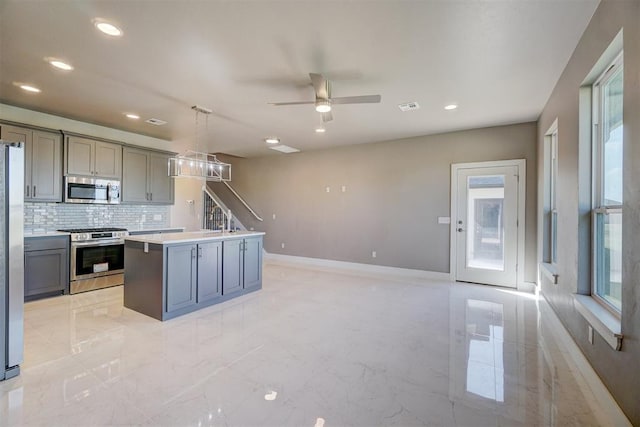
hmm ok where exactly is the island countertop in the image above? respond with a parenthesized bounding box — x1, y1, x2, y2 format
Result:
(125, 230, 265, 245)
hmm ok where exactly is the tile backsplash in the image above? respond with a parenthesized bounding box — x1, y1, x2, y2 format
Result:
(24, 203, 171, 232)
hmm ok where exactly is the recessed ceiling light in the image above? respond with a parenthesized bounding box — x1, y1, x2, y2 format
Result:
(315, 127, 326, 133)
(94, 19, 123, 37)
(315, 100, 331, 113)
(125, 113, 140, 120)
(15, 83, 41, 93)
(46, 58, 73, 71)
(265, 137, 280, 144)
(444, 104, 458, 110)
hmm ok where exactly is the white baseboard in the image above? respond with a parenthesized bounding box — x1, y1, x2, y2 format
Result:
(263, 252, 451, 282)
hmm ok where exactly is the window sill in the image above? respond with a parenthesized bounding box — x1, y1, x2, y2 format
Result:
(573, 294, 623, 351)
(539, 262, 559, 284)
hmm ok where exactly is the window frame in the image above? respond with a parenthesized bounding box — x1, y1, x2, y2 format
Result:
(549, 128, 558, 266)
(591, 52, 623, 315)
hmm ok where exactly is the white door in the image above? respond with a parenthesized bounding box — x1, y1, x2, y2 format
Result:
(453, 162, 522, 287)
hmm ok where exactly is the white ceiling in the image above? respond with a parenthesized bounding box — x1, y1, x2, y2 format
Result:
(0, 0, 599, 157)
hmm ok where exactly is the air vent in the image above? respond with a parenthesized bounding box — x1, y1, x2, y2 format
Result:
(145, 118, 167, 126)
(269, 145, 300, 154)
(398, 102, 420, 112)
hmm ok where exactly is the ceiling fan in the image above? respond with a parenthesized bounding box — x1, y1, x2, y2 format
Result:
(268, 73, 381, 122)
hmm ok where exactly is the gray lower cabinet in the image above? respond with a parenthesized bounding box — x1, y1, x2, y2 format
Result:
(124, 234, 262, 321)
(24, 236, 69, 300)
(223, 236, 263, 295)
(165, 244, 198, 313)
(165, 241, 222, 313)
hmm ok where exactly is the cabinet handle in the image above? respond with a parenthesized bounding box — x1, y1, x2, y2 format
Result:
(198, 247, 202, 258)
(26, 185, 29, 197)
(150, 192, 153, 201)
(33, 186, 36, 197)
(191, 247, 196, 259)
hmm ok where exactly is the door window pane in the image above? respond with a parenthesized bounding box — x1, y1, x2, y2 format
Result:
(467, 176, 505, 271)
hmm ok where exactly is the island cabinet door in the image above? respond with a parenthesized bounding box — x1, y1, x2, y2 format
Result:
(197, 241, 222, 303)
(166, 244, 197, 313)
(222, 239, 243, 296)
(243, 237, 262, 291)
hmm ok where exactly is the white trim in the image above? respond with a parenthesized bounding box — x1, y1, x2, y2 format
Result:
(573, 294, 623, 351)
(264, 252, 451, 282)
(450, 159, 526, 287)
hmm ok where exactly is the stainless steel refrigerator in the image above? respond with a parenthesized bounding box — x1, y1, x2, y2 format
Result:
(1, 140, 24, 381)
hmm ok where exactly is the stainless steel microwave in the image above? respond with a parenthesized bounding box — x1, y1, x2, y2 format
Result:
(64, 176, 121, 204)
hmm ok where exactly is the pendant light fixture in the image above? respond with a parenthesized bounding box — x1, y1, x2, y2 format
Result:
(168, 105, 231, 181)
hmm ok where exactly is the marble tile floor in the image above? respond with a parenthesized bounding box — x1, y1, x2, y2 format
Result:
(0, 261, 630, 426)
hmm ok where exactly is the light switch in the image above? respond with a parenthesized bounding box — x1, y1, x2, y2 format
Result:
(272, 213, 276, 220)
(325, 186, 330, 193)
(438, 217, 451, 224)
(341, 185, 347, 192)
(144, 242, 149, 253)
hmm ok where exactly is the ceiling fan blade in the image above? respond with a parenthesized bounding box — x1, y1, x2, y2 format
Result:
(330, 95, 381, 104)
(322, 111, 333, 122)
(309, 73, 330, 100)
(268, 101, 315, 106)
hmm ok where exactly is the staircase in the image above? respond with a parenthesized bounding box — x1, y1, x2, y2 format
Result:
(202, 182, 263, 232)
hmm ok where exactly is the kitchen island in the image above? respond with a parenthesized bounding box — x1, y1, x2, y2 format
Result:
(123, 230, 264, 321)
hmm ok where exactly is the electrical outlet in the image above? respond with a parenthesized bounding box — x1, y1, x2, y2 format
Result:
(325, 186, 330, 193)
(281, 242, 285, 249)
(372, 251, 377, 258)
(588, 325, 594, 344)
(272, 213, 276, 220)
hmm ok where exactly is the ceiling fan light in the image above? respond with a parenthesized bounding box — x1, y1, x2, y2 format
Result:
(315, 100, 331, 113)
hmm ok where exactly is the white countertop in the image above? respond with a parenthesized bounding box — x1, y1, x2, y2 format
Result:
(24, 231, 70, 238)
(127, 227, 186, 233)
(125, 230, 265, 245)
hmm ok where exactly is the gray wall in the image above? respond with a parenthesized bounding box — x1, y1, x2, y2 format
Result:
(212, 122, 537, 282)
(537, 0, 640, 423)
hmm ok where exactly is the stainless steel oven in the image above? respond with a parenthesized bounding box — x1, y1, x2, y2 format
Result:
(58, 228, 128, 294)
(64, 176, 121, 204)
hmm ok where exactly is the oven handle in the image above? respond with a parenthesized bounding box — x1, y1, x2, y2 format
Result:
(71, 239, 125, 247)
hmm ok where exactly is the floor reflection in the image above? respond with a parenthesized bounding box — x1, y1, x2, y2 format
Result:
(465, 299, 504, 402)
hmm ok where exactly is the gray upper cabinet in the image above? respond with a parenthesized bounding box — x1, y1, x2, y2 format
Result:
(0, 124, 62, 202)
(65, 135, 122, 179)
(122, 147, 174, 204)
(122, 148, 148, 203)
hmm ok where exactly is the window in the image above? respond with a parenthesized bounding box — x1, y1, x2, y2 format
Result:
(592, 52, 623, 313)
